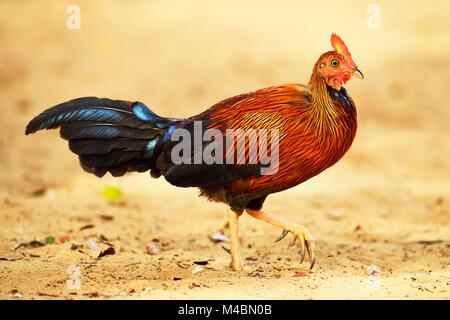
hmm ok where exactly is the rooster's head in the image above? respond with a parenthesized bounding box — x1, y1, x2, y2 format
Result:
(315, 33, 364, 91)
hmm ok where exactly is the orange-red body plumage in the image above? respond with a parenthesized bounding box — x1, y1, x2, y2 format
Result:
(188, 73, 357, 212)
(197, 82, 357, 195)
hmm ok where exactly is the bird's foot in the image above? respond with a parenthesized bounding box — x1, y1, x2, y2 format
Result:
(228, 262, 255, 274)
(223, 246, 255, 274)
(275, 225, 316, 269)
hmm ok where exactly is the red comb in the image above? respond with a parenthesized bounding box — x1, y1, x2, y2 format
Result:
(330, 33, 355, 65)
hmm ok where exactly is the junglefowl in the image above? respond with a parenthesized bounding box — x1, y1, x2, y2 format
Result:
(26, 34, 363, 272)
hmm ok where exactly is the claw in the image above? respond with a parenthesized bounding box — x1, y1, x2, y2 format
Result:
(299, 238, 306, 263)
(307, 241, 315, 270)
(221, 245, 231, 254)
(310, 258, 315, 270)
(273, 225, 316, 270)
(288, 236, 297, 248)
(275, 229, 289, 243)
(299, 251, 305, 264)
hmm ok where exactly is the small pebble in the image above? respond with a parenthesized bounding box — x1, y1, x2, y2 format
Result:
(192, 266, 204, 275)
(208, 232, 230, 243)
(327, 209, 346, 220)
(146, 241, 161, 255)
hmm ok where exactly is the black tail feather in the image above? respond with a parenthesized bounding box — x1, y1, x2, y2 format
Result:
(80, 150, 142, 168)
(68, 138, 150, 156)
(26, 97, 175, 177)
(25, 97, 154, 134)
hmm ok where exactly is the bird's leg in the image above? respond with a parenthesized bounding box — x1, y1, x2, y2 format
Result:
(227, 208, 244, 272)
(246, 209, 316, 269)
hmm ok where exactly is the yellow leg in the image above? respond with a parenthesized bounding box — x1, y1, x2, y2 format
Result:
(246, 209, 316, 269)
(227, 208, 244, 271)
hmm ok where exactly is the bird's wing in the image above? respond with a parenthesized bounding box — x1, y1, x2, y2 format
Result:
(155, 84, 312, 188)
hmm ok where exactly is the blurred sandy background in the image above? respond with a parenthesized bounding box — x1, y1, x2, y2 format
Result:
(0, 0, 449, 299)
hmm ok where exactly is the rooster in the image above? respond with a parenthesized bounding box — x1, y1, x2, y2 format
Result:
(26, 34, 363, 272)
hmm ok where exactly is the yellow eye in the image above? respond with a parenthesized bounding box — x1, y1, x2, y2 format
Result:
(331, 59, 340, 68)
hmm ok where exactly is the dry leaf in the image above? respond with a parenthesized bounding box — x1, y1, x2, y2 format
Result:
(13, 240, 45, 250)
(80, 224, 95, 231)
(98, 214, 114, 221)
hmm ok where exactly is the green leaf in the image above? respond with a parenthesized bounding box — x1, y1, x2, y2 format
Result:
(102, 186, 123, 202)
(44, 236, 56, 245)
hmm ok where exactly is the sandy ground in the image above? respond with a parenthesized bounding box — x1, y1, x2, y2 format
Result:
(0, 1, 449, 299)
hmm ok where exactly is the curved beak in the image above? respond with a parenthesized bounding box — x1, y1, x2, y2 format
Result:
(353, 67, 364, 79)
